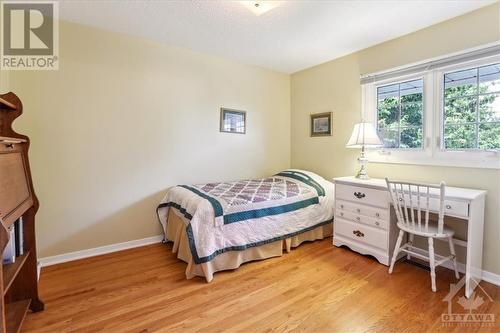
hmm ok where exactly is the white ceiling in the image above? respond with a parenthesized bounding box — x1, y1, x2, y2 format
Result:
(59, 0, 496, 73)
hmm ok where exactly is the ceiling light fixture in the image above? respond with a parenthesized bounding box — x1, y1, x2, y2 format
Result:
(240, 1, 281, 16)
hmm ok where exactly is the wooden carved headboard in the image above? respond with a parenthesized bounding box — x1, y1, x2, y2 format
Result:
(0, 92, 43, 333)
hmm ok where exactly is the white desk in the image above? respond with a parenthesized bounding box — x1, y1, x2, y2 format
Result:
(333, 176, 486, 298)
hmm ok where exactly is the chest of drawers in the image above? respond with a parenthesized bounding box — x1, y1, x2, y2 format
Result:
(333, 177, 400, 265)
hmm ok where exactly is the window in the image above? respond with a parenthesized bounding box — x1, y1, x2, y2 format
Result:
(443, 63, 500, 150)
(361, 45, 500, 169)
(377, 79, 423, 149)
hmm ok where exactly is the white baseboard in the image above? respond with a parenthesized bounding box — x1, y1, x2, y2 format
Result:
(440, 259, 466, 275)
(482, 269, 500, 286)
(39, 235, 164, 267)
(427, 259, 500, 287)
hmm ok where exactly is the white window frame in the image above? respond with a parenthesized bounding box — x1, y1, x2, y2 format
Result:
(363, 72, 434, 165)
(362, 51, 500, 170)
(435, 56, 500, 163)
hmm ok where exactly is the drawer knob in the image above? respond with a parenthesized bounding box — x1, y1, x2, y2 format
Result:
(356, 208, 361, 213)
(446, 204, 451, 209)
(340, 212, 344, 217)
(5, 143, 14, 149)
(353, 230, 364, 237)
(398, 197, 403, 202)
(375, 221, 380, 226)
(354, 192, 366, 199)
(375, 213, 380, 218)
(356, 216, 360, 221)
(340, 204, 344, 209)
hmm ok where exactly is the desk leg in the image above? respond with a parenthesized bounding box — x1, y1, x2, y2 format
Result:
(465, 195, 485, 298)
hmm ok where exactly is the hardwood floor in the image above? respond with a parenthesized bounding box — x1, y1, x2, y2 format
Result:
(22, 238, 499, 333)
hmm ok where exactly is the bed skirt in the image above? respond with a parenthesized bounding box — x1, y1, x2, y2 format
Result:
(164, 209, 333, 282)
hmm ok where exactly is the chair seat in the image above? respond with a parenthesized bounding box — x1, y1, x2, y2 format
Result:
(397, 222, 454, 238)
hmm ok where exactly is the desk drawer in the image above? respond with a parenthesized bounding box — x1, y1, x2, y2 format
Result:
(442, 200, 469, 218)
(337, 210, 388, 230)
(335, 218, 388, 250)
(395, 194, 469, 218)
(336, 200, 389, 221)
(336, 184, 389, 208)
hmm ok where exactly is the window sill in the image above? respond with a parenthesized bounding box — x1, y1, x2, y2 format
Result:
(366, 149, 500, 170)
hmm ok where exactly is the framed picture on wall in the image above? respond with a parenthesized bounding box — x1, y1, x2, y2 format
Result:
(220, 108, 246, 134)
(310, 112, 332, 137)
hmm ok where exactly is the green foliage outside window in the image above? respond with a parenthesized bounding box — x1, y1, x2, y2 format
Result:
(444, 84, 499, 150)
(377, 80, 423, 149)
(377, 63, 499, 150)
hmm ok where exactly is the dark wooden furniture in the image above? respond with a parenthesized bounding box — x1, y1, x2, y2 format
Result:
(0, 92, 43, 333)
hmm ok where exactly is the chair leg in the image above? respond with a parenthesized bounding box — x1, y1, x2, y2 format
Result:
(407, 233, 414, 260)
(389, 230, 405, 274)
(448, 236, 460, 279)
(428, 237, 436, 292)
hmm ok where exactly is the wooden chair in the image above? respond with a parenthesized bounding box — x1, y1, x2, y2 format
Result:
(386, 178, 459, 292)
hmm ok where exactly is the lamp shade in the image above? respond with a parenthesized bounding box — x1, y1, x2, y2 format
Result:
(346, 122, 383, 148)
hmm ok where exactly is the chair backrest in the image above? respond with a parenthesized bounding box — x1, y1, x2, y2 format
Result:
(385, 178, 446, 235)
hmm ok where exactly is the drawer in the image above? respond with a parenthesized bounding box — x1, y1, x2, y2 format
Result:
(335, 184, 389, 208)
(335, 218, 388, 250)
(336, 200, 389, 221)
(337, 210, 388, 230)
(442, 200, 469, 218)
(394, 194, 469, 218)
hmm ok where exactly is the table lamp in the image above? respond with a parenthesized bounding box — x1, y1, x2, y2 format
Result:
(346, 122, 383, 180)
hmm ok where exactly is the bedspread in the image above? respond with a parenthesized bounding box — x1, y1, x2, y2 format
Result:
(157, 169, 334, 264)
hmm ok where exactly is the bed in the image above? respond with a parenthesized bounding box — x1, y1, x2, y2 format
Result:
(157, 169, 334, 282)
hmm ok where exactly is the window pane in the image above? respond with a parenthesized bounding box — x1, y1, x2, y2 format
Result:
(444, 124, 477, 149)
(401, 101, 422, 126)
(444, 96, 476, 124)
(377, 83, 399, 101)
(377, 83, 399, 128)
(479, 93, 500, 122)
(400, 127, 422, 148)
(400, 79, 423, 127)
(479, 63, 500, 94)
(443, 64, 500, 151)
(377, 103, 398, 128)
(479, 123, 500, 149)
(444, 68, 477, 99)
(378, 127, 399, 148)
(400, 79, 423, 102)
(377, 79, 423, 149)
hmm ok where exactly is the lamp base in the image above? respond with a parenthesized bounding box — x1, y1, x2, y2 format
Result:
(355, 149, 370, 180)
(355, 172, 370, 180)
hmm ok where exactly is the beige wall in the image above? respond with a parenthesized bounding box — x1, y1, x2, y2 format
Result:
(291, 4, 500, 274)
(0, 70, 8, 93)
(8, 21, 291, 257)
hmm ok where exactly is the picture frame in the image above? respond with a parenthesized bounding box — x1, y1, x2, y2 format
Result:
(220, 108, 246, 134)
(310, 112, 332, 137)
